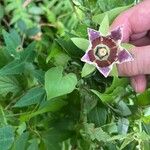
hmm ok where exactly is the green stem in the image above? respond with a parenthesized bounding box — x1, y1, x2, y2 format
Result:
(0, 105, 7, 125)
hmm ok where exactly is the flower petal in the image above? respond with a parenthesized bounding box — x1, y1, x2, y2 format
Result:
(97, 65, 112, 77)
(81, 52, 90, 63)
(110, 26, 123, 41)
(81, 52, 93, 65)
(95, 59, 110, 68)
(88, 28, 101, 42)
(87, 50, 95, 61)
(118, 49, 134, 63)
(81, 49, 96, 63)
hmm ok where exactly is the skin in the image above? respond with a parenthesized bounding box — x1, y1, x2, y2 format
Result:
(111, 0, 150, 93)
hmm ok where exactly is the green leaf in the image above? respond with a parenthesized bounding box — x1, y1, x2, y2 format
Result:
(26, 27, 40, 36)
(20, 42, 36, 62)
(0, 76, 21, 97)
(28, 6, 44, 15)
(2, 29, 21, 57)
(56, 37, 84, 58)
(43, 127, 71, 150)
(13, 132, 29, 150)
(71, 38, 89, 51)
(46, 42, 61, 63)
(0, 60, 25, 75)
(143, 107, 150, 119)
(119, 134, 134, 150)
(91, 86, 126, 103)
(135, 132, 150, 141)
(20, 99, 67, 121)
(80, 123, 111, 142)
(117, 101, 132, 116)
(46, 10, 56, 23)
(27, 139, 38, 150)
(94, 127, 111, 142)
(17, 19, 27, 32)
(92, 4, 133, 25)
(32, 69, 45, 85)
(34, 99, 67, 115)
(106, 134, 126, 142)
(17, 122, 26, 135)
(53, 53, 70, 67)
(99, 14, 109, 36)
(135, 89, 150, 106)
(72, 0, 81, 6)
(105, 77, 128, 94)
(118, 118, 129, 134)
(14, 87, 45, 108)
(121, 43, 135, 52)
(102, 123, 118, 134)
(81, 89, 98, 114)
(0, 126, 14, 150)
(81, 63, 96, 77)
(0, 47, 10, 68)
(45, 66, 77, 100)
(88, 106, 107, 126)
(91, 89, 113, 103)
(110, 64, 118, 77)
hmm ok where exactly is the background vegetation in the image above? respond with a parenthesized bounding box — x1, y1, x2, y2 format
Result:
(1, 0, 150, 150)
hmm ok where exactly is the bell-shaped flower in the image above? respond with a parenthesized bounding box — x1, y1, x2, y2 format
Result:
(81, 27, 134, 77)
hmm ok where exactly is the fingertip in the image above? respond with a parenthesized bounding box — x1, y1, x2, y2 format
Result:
(131, 75, 147, 93)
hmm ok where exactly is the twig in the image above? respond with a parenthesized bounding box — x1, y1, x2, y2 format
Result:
(2, 18, 10, 28)
(40, 23, 56, 28)
(0, 105, 7, 125)
(21, 34, 26, 46)
(23, 0, 32, 8)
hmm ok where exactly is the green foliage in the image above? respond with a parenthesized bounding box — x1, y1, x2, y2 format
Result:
(5, 0, 32, 25)
(71, 37, 89, 51)
(0, 0, 148, 150)
(2, 29, 21, 58)
(45, 66, 77, 100)
(0, 60, 25, 75)
(13, 132, 29, 150)
(0, 126, 14, 150)
(0, 76, 21, 97)
(92, 4, 133, 25)
(14, 87, 45, 107)
(99, 14, 109, 36)
(81, 63, 96, 77)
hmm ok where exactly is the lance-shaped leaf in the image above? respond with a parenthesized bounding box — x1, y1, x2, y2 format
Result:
(14, 87, 45, 108)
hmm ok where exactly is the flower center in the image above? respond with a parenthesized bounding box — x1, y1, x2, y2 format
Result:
(95, 46, 109, 60)
(98, 48, 107, 56)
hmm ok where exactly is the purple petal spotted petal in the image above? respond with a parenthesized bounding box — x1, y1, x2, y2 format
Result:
(110, 26, 123, 41)
(88, 28, 100, 42)
(81, 51, 93, 65)
(97, 65, 112, 78)
(118, 49, 134, 63)
(81, 52, 90, 62)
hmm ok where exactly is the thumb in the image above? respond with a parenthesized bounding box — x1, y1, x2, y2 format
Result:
(131, 75, 147, 93)
(118, 45, 150, 76)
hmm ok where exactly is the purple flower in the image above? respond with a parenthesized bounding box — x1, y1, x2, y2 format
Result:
(81, 27, 134, 77)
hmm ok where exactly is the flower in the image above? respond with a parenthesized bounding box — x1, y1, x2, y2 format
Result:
(81, 27, 134, 77)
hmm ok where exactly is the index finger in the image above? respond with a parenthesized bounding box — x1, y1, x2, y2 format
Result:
(111, 0, 150, 42)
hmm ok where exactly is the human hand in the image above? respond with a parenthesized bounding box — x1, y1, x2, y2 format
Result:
(111, 0, 150, 93)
